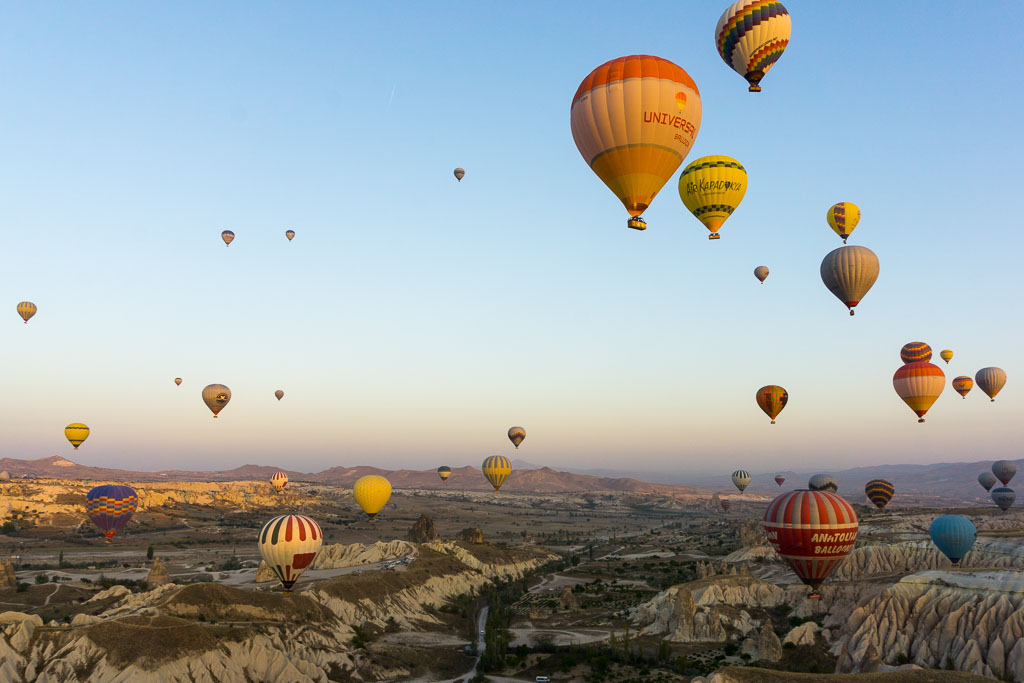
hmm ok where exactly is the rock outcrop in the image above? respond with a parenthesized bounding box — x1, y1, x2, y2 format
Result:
(407, 514, 437, 543)
(312, 540, 414, 569)
(559, 586, 580, 611)
(146, 558, 171, 587)
(0, 560, 16, 589)
(456, 527, 485, 544)
(783, 621, 820, 647)
(255, 560, 277, 582)
(740, 622, 782, 663)
(423, 541, 554, 580)
(634, 577, 777, 643)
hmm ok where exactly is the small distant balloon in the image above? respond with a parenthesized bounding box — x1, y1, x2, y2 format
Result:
(508, 426, 526, 450)
(952, 376, 973, 398)
(939, 349, 953, 364)
(992, 487, 1015, 512)
(85, 485, 138, 543)
(202, 384, 231, 418)
(774, 475, 785, 486)
(900, 342, 932, 364)
(483, 456, 512, 492)
(437, 466, 451, 483)
(454, 168, 465, 182)
(285, 230, 295, 241)
(808, 473, 838, 493)
(978, 472, 997, 492)
(820, 245, 879, 316)
(174, 377, 183, 386)
(992, 460, 1016, 486)
(221, 230, 235, 247)
(270, 471, 288, 492)
(756, 385, 788, 424)
(65, 423, 90, 450)
(720, 498, 732, 512)
(16, 302, 37, 324)
(754, 266, 769, 283)
(275, 390, 284, 401)
(864, 479, 894, 510)
(826, 202, 860, 243)
(975, 367, 1007, 402)
(929, 515, 976, 565)
(731, 470, 751, 493)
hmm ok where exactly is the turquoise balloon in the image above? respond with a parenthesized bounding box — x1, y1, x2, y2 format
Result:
(929, 515, 976, 565)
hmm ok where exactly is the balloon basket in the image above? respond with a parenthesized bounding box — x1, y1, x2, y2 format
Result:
(808, 592, 821, 600)
(918, 418, 925, 423)
(627, 217, 647, 231)
(708, 234, 720, 240)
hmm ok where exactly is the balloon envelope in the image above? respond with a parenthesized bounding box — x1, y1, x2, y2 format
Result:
(221, 230, 234, 246)
(893, 362, 944, 422)
(715, 0, 791, 92)
(353, 475, 392, 519)
(270, 471, 288, 492)
(86, 485, 138, 541)
(864, 479, 894, 510)
(820, 245, 879, 315)
(571, 55, 701, 228)
(275, 390, 284, 401)
(808, 474, 838, 493)
(507, 426, 526, 449)
(978, 472, 998, 491)
(992, 487, 1016, 512)
(16, 301, 37, 323)
(826, 202, 860, 243)
(482, 456, 512, 492)
(756, 385, 788, 424)
(952, 376, 973, 398)
(939, 349, 953, 364)
(764, 489, 857, 596)
(65, 423, 90, 450)
(774, 475, 785, 486)
(720, 498, 731, 512)
(900, 342, 932, 364)
(437, 466, 451, 482)
(202, 384, 231, 418)
(174, 377, 182, 386)
(929, 515, 976, 564)
(992, 460, 1016, 486)
(731, 470, 751, 493)
(678, 155, 747, 239)
(754, 266, 769, 283)
(258, 514, 323, 591)
(975, 367, 1007, 401)
(453, 168, 465, 181)
(285, 230, 295, 241)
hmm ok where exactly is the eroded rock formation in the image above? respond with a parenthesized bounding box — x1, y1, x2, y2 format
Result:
(407, 513, 437, 542)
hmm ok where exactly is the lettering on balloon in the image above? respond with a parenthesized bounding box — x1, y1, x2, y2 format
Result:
(642, 111, 697, 140)
(809, 532, 856, 543)
(683, 179, 743, 195)
(814, 542, 856, 555)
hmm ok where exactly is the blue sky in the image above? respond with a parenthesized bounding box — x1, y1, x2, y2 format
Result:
(0, 2, 1020, 476)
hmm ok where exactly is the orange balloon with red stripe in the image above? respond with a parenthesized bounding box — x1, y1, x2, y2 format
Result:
(893, 362, 945, 422)
(952, 376, 973, 399)
(571, 55, 702, 230)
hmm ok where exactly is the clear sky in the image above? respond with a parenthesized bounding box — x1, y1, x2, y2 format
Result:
(0, 2, 1020, 477)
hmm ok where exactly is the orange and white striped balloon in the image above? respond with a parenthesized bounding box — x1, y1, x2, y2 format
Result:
(893, 362, 945, 422)
(258, 514, 323, 592)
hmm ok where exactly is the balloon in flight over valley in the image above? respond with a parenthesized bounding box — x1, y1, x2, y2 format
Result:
(270, 471, 288, 492)
(85, 484, 138, 543)
(939, 349, 953, 364)
(720, 498, 732, 512)
(731, 470, 751, 493)
(353, 475, 392, 520)
(952, 376, 973, 398)
(570, 55, 702, 231)
(900, 342, 932, 364)
(763, 489, 857, 599)
(754, 266, 769, 283)
(715, 0, 791, 93)
(864, 479, 894, 510)
(929, 515, 976, 565)
(892, 362, 944, 423)
(808, 473, 838, 493)
(975, 367, 1007, 402)
(174, 377, 182, 386)
(453, 168, 465, 182)
(201, 384, 232, 418)
(820, 245, 879, 316)
(755, 385, 788, 424)
(991, 487, 1016, 512)
(482, 456, 512, 492)
(677, 155, 746, 240)
(508, 426, 526, 450)
(437, 466, 451, 483)
(992, 460, 1016, 486)
(221, 230, 234, 246)
(258, 514, 323, 592)
(275, 390, 284, 401)
(64, 423, 90, 450)
(978, 472, 998, 492)
(774, 474, 785, 486)
(826, 202, 860, 243)
(16, 301, 37, 324)
(285, 230, 295, 241)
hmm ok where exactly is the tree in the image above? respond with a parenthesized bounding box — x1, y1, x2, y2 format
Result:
(147, 545, 154, 561)
(58, 551, 64, 568)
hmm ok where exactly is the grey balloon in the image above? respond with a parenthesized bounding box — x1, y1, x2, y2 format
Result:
(808, 473, 838, 493)
(978, 472, 998, 491)
(992, 460, 1017, 486)
(991, 487, 1016, 512)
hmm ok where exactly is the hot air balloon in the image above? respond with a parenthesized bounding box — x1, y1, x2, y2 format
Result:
(571, 55, 702, 231)
(65, 423, 90, 450)
(992, 487, 1015, 512)
(258, 514, 323, 592)
(174, 377, 182, 386)
(482, 456, 512, 492)
(16, 302, 37, 324)
(826, 202, 860, 243)
(754, 266, 769, 283)
(864, 479, 894, 510)
(678, 155, 746, 239)
(756, 385, 788, 424)
(900, 342, 932, 364)
(731, 470, 751, 493)
(353, 475, 392, 519)
(929, 515, 976, 565)
(976, 367, 1007, 402)
(820, 246, 879, 316)
(774, 475, 785, 486)
(85, 485, 138, 543)
(720, 498, 732, 512)
(453, 168, 465, 182)
(715, 0, 791, 93)
(275, 390, 284, 401)
(508, 426, 526, 450)
(979, 472, 998, 492)
(437, 466, 451, 483)
(270, 471, 288, 492)
(285, 230, 295, 241)
(764, 489, 858, 598)
(939, 349, 953, 364)
(221, 230, 234, 246)
(952, 376, 973, 398)
(992, 460, 1016, 486)
(808, 474, 838, 493)
(893, 362, 944, 422)
(202, 384, 231, 418)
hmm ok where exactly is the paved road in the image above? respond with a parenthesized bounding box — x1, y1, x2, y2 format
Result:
(466, 605, 489, 680)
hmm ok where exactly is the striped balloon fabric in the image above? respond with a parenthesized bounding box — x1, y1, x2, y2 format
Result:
(715, 0, 791, 92)
(731, 470, 751, 492)
(763, 489, 858, 597)
(864, 479, 895, 510)
(270, 471, 288, 492)
(899, 342, 932, 364)
(720, 498, 732, 512)
(975, 367, 1007, 402)
(258, 514, 323, 592)
(826, 202, 860, 243)
(893, 362, 945, 422)
(85, 485, 139, 542)
(482, 455, 512, 492)
(952, 376, 974, 398)
(808, 473, 838, 493)
(755, 385, 788, 424)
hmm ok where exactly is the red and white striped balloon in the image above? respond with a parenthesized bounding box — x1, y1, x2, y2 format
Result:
(258, 514, 323, 592)
(270, 471, 288, 492)
(763, 489, 858, 598)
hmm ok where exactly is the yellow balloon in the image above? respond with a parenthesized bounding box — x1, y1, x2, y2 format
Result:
(16, 301, 37, 323)
(826, 203, 860, 243)
(353, 475, 392, 519)
(939, 349, 953, 364)
(65, 423, 90, 450)
(678, 156, 747, 239)
(482, 455, 512, 492)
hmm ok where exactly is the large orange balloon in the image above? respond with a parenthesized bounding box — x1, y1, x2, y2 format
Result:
(893, 362, 945, 422)
(571, 55, 702, 231)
